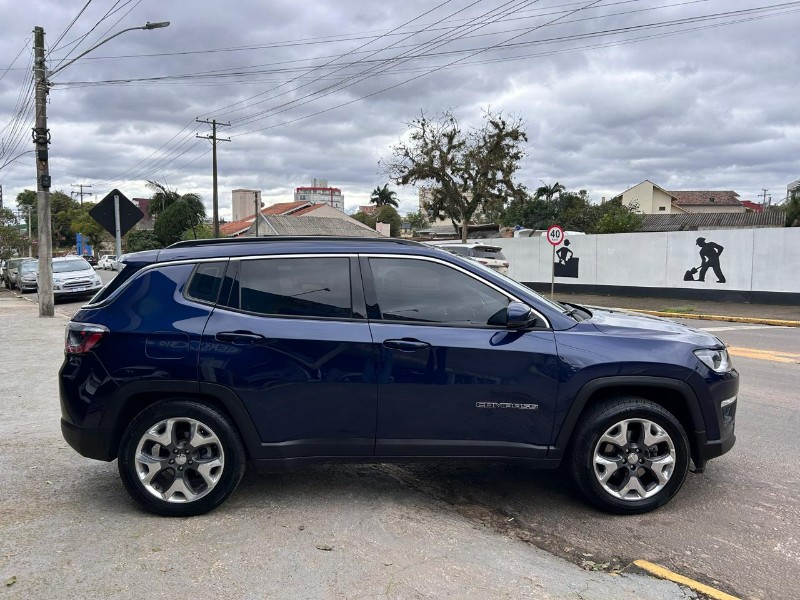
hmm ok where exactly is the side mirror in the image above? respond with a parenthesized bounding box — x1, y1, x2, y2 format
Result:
(506, 301, 539, 329)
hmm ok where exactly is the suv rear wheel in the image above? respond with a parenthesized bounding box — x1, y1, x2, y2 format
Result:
(118, 400, 246, 516)
(570, 398, 690, 514)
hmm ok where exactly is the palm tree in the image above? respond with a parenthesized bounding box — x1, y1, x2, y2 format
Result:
(146, 180, 206, 237)
(370, 183, 399, 208)
(534, 180, 565, 203)
(146, 181, 204, 220)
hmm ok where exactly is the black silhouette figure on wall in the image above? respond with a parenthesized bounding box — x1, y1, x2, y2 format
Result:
(554, 239, 579, 278)
(684, 237, 726, 283)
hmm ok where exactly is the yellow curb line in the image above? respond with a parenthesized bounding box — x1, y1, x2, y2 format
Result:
(631, 560, 740, 600)
(620, 309, 800, 328)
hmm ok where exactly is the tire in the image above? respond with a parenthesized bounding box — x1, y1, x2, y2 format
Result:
(570, 397, 690, 514)
(118, 400, 246, 517)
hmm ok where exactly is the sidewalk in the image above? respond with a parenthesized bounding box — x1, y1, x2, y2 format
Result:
(0, 291, 704, 600)
(555, 291, 800, 324)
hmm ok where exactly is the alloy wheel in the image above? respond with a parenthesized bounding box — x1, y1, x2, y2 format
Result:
(592, 417, 676, 501)
(134, 417, 225, 503)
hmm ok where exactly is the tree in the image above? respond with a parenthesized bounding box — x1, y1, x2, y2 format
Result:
(180, 223, 214, 240)
(124, 230, 162, 253)
(146, 180, 205, 224)
(500, 195, 557, 230)
(595, 199, 644, 233)
(406, 210, 428, 235)
(375, 205, 402, 237)
(16, 188, 79, 248)
(370, 184, 399, 208)
(68, 202, 110, 251)
(352, 211, 377, 229)
(385, 109, 528, 242)
(0, 208, 24, 259)
(785, 193, 800, 227)
(534, 181, 565, 203)
(154, 201, 198, 247)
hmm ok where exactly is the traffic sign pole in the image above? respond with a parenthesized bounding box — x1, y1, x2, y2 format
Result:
(546, 224, 565, 300)
(114, 194, 122, 258)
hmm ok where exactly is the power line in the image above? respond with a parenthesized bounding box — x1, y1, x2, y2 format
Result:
(50, 0, 95, 55)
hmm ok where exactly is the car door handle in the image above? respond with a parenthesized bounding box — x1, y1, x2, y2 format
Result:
(383, 339, 431, 352)
(215, 331, 266, 345)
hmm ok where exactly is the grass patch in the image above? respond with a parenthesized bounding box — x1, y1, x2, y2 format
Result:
(660, 306, 696, 314)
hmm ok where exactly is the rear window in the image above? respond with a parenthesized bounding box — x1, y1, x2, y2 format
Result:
(443, 246, 470, 257)
(472, 247, 506, 260)
(186, 261, 227, 304)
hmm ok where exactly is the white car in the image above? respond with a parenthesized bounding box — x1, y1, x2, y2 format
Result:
(51, 257, 104, 298)
(98, 255, 119, 271)
(430, 242, 510, 275)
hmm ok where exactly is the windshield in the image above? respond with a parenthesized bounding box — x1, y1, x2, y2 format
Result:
(53, 259, 91, 273)
(20, 262, 38, 273)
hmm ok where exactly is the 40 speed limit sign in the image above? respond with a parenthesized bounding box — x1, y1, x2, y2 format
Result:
(546, 224, 564, 246)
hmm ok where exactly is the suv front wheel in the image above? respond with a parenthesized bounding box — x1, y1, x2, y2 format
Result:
(570, 398, 690, 514)
(118, 400, 246, 516)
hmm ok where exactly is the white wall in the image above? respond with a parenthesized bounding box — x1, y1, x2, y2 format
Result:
(488, 228, 800, 295)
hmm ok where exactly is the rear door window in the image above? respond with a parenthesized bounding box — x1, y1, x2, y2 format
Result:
(233, 257, 353, 319)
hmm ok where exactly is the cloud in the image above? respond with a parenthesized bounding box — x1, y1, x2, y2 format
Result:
(1, 0, 798, 218)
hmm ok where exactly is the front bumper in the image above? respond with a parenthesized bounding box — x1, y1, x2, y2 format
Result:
(691, 369, 738, 469)
(54, 282, 102, 296)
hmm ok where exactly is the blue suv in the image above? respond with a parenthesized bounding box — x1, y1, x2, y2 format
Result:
(60, 237, 738, 516)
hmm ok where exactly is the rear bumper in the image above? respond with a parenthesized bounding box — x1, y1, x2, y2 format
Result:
(61, 418, 115, 461)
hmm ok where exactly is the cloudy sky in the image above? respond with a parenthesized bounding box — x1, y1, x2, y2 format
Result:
(1, 0, 798, 219)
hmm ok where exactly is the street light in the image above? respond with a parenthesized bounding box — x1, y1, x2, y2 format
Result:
(33, 21, 169, 317)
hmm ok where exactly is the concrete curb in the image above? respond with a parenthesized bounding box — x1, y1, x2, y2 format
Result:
(628, 560, 741, 600)
(617, 308, 800, 328)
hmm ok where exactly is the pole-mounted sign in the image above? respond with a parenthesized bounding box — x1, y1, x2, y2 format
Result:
(546, 224, 564, 299)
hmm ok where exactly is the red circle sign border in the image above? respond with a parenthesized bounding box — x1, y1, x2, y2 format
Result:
(546, 225, 564, 246)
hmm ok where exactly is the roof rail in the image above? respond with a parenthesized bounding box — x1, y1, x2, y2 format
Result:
(167, 236, 425, 249)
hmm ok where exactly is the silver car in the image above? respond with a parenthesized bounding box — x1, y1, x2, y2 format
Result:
(16, 260, 39, 292)
(51, 257, 103, 297)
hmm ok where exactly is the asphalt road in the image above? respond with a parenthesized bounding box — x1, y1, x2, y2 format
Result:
(11, 276, 799, 598)
(383, 318, 799, 600)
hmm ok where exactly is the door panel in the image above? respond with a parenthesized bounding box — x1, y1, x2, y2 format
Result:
(201, 309, 377, 457)
(199, 256, 377, 458)
(370, 322, 558, 456)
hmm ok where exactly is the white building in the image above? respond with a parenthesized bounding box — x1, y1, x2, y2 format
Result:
(231, 189, 262, 222)
(294, 178, 344, 212)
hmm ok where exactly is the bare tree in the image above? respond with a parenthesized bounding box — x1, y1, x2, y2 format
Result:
(385, 110, 527, 242)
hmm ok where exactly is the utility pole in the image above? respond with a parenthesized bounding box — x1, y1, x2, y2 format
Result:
(0, 184, 4, 208)
(254, 191, 260, 237)
(71, 183, 93, 205)
(760, 188, 769, 206)
(33, 26, 54, 317)
(196, 119, 230, 237)
(26, 205, 32, 257)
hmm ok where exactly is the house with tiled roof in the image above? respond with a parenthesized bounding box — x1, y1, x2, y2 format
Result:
(220, 200, 378, 238)
(612, 180, 745, 214)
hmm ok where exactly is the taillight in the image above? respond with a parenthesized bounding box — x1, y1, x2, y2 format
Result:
(65, 322, 108, 354)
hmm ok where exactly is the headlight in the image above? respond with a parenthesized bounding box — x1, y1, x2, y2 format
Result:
(694, 348, 732, 373)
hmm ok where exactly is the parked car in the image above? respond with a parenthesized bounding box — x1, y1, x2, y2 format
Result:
(5, 257, 36, 290)
(15, 260, 39, 292)
(98, 255, 118, 270)
(51, 256, 103, 298)
(61, 237, 737, 517)
(0, 259, 7, 287)
(430, 242, 510, 275)
(84, 254, 98, 267)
